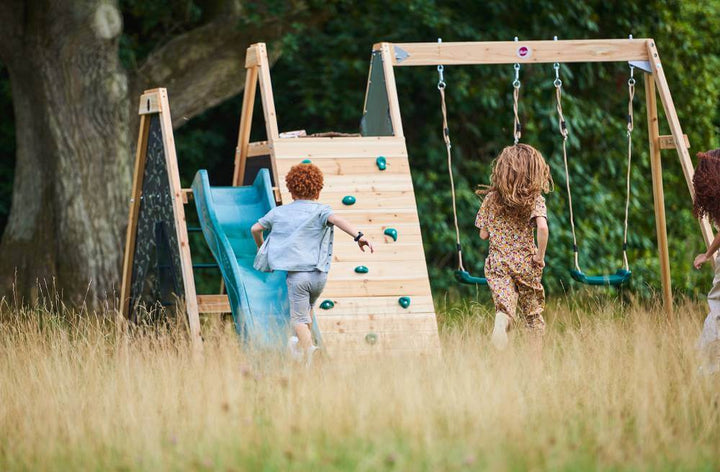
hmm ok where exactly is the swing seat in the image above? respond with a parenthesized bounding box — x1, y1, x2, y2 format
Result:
(570, 268, 631, 286)
(455, 270, 488, 285)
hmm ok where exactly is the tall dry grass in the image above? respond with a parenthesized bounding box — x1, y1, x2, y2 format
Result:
(1, 296, 719, 471)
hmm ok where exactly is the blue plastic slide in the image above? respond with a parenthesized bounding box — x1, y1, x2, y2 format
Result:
(192, 169, 290, 347)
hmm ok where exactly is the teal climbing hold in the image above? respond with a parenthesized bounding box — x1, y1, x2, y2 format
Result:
(301, 159, 312, 164)
(376, 156, 387, 171)
(398, 297, 411, 308)
(365, 333, 378, 345)
(342, 195, 356, 205)
(354, 265, 369, 274)
(383, 228, 398, 242)
(319, 300, 334, 310)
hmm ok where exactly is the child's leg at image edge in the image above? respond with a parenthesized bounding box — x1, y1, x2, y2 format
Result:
(709, 253, 720, 315)
(287, 271, 328, 353)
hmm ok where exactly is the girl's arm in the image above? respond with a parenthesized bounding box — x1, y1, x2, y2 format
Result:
(694, 231, 720, 269)
(533, 217, 549, 267)
(250, 223, 265, 248)
(327, 214, 374, 253)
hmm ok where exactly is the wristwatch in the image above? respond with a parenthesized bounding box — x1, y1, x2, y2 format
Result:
(353, 231, 364, 242)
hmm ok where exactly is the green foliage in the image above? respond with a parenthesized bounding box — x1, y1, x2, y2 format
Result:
(3, 0, 720, 298)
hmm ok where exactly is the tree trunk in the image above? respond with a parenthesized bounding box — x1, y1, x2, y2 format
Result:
(0, 1, 130, 305)
(0, 0, 311, 307)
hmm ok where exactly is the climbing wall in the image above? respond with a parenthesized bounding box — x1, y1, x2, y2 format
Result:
(272, 136, 440, 355)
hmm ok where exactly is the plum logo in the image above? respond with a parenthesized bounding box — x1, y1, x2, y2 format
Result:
(516, 45, 532, 59)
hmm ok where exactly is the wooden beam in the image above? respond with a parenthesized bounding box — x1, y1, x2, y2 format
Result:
(120, 114, 150, 318)
(644, 75, 673, 315)
(255, 43, 279, 140)
(647, 40, 715, 249)
(244, 44, 260, 68)
(156, 89, 203, 353)
(233, 66, 259, 186)
(378, 39, 650, 66)
(247, 141, 270, 157)
(181, 188, 193, 204)
(378, 43, 404, 137)
(197, 294, 230, 313)
(658, 134, 690, 150)
(138, 90, 162, 115)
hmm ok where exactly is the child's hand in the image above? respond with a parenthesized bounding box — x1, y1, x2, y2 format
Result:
(358, 236, 374, 253)
(532, 253, 545, 268)
(694, 253, 709, 270)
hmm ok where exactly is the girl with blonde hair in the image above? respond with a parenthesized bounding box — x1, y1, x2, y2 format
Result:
(475, 143, 553, 353)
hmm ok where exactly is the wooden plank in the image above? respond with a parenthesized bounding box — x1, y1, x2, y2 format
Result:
(272, 136, 407, 159)
(120, 114, 150, 318)
(321, 330, 441, 352)
(645, 75, 673, 315)
(138, 90, 161, 115)
(315, 296, 435, 316)
(318, 313, 438, 334)
(324, 209, 421, 225)
(244, 44, 259, 68)
(658, 134, 690, 150)
(332, 244, 425, 262)
(648, 40, 716, 250)
(275, 157, 411, 176)
(247, 141, 270, 157)
(323, 277, 431, 297)
(197, 294, 230, 313)
(256, 42, 279, 140)
(310, 190, 418, 211)
(233, 66, 259, 186)
(181, 188, 192, 204)
(379, 42, 404, 137)
(156, 89, 203, 352)
(328, 259, 429, 280)
(380, 39, 650, 66)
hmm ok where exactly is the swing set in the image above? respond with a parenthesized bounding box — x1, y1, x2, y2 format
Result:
(442, 37, 636, 287)
(376, 38, 714, 312)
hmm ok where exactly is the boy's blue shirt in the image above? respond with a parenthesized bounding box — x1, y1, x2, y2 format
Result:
(257, 200, 334, 272)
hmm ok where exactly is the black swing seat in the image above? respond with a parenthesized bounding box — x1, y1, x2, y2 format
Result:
(455, 270, 488, 285)
(570, 268, 631, 286)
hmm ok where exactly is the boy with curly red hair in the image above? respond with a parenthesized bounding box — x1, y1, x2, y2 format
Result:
(251, 163, 373, 360)
(692, 149, 720, 373)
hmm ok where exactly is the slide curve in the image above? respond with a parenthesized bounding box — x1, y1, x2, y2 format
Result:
(191, 169, 290, 347)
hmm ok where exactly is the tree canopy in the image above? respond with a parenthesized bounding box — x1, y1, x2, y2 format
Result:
(1, 0, 719, 303)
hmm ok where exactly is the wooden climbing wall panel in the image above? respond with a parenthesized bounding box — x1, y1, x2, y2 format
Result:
(271, 136, 440, 355)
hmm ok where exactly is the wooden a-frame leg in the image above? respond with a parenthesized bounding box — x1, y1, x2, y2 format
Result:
(644, 75, 673, 315)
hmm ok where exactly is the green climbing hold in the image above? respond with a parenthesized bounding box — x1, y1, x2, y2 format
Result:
(319, 300, 334, 310)
(365, 333, 378, 345)
(398, 297, 411, 308)
(342, 195, 356, 205)
(301, 159, 312, 164)
(383, 228, 398, 242)
(376, 156, 387, 171)
(354, 265, 369, 274)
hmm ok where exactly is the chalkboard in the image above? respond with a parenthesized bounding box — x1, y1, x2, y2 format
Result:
(128, 114, 185, 321)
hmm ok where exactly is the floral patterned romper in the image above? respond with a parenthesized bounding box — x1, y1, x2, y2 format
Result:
(475, 193, 547, 334)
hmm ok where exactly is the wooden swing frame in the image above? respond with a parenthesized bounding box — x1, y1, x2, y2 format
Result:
(369, 38, 714, 314)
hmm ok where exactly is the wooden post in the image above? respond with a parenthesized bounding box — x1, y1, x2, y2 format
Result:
(644, 75, 673, 314)
(255, 43, 280, 140)
(646, 40, 715, 249)
(119, 114, 150, 318)
(378, 43, 404, 137)
(233, 66, 259, 186)
(156, 89, 203, 354)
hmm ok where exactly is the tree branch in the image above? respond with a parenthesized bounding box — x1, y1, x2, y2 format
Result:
(130, 9, 304, 128)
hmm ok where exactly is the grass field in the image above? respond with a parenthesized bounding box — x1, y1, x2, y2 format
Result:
(1, 297, 719, 471)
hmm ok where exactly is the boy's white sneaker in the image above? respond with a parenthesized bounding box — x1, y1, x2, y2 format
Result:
(305, 344, 319, 366)
(287, 336, 302, 361)
(491, 312, 510, 350)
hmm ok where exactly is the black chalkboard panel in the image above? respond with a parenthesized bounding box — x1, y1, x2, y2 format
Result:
(129, 114, 185, 321)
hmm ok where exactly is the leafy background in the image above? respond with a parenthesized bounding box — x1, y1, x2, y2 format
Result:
(1, 0, 719, 299)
